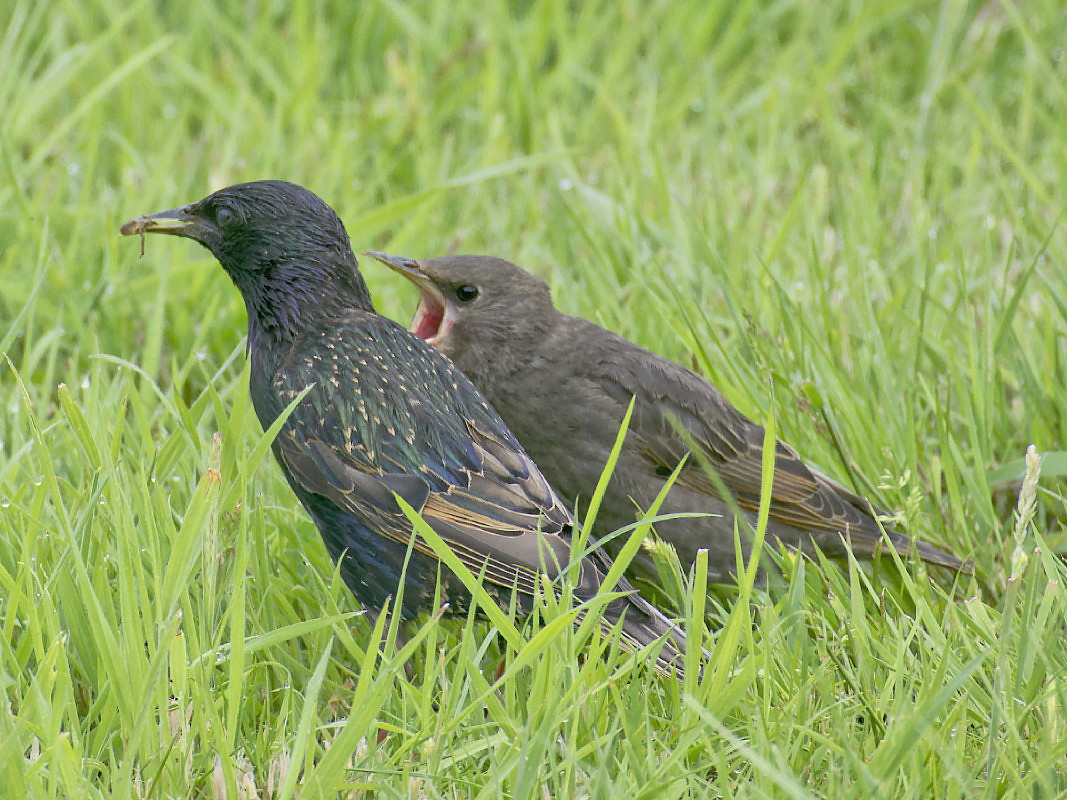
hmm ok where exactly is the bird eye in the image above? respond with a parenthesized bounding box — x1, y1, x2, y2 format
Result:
(455, 285, 479, 302)
(215, 205, 235, 225)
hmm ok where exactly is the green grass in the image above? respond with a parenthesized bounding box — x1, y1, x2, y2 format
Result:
(2, 0, 1066, 795)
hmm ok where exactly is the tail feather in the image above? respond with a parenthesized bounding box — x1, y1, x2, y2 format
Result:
(901, 535, 972, 573)
(601, 582, 693, 680)
(808, 466, 972, 573)
(840, 526, 972, 573)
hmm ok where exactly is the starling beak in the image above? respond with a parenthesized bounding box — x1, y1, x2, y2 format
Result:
(120, 203, 221, 246)
(367, 250, 971, 581)
(363, 252, 452, 346)
(120, 181, 691, 678)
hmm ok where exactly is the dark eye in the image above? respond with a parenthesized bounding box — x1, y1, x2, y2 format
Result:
(215, 205, 235, 225)
(455, 285, 479, 302)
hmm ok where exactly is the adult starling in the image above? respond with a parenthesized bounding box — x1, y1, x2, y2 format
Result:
(365, 251, 969, 582)
(119, 181, 689, 676)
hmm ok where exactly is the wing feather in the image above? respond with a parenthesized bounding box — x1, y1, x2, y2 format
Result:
(596, 342, 886, 537)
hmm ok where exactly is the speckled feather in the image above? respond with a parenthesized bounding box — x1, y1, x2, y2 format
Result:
(265, 313, 583, 603)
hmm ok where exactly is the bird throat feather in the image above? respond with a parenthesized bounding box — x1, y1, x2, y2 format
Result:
(232, 256, 375, 344)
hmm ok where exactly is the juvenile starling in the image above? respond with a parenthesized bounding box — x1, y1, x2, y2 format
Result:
(119, 181, 689, 676)
(365, 251, 969, 582)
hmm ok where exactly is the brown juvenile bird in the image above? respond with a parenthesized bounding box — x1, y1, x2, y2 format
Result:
(365, 251, 969, 583)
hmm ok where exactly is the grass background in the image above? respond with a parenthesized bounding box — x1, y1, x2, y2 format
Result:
(2, 0, 1066, 796)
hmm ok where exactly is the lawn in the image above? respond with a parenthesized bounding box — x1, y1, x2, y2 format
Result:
(1, 0, 1065, 796)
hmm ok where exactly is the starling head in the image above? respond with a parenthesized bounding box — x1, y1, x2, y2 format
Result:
(364, 251, 555, 364)
(122, 180, 373, 339)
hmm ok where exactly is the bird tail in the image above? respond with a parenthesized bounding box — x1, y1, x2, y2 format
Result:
(821, 526, 972, 573)
(600, 582, 693, 680)
(887, 530, 972, 573)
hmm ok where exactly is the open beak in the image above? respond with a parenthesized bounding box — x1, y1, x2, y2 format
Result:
(363, 251, 454, 346)
(119, 203, 221, 250)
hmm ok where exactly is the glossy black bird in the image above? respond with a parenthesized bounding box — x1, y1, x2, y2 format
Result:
(365, 251, 969, 583)
(119, 181, 689, 676)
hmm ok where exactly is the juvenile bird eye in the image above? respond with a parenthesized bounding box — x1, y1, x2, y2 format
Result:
(215, 206, 235, 225)
(455, 285, 479, 302)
